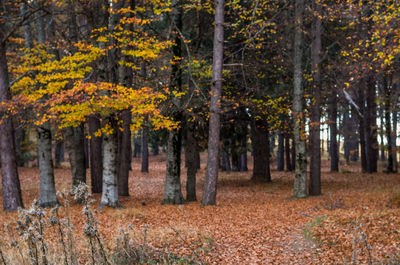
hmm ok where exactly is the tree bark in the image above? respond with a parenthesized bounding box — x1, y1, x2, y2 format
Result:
(251, 121, 271, 182)
(64, 125, 87, 187)
(202, 0, 224, 206)
(88, 116, 103, 193)
(309, 0, 322, 195)
(357, 87, 367, 172)
(100, 117, 120, 208)
(38, 123, 58, 208)
(239, 133, 248, 171)
(365, 76, 378, 173)
(0, 30, 24, 211)
(163, 128, 184, 204)
(392, 110, 398, 172)
(329, 93, 339, 172)
(35, 6, 58, 208)
(141, 127, 149, 173)
(185, 123, 197, 201)
(118, 110, 132, 196)
(54, 140, 63, 168)
(277, 131, 284, 171)
(386, 94, 394, 173)
(163, 0, 184, 204)
(293, 0, 307, 198)
(285, 134, 292, 171)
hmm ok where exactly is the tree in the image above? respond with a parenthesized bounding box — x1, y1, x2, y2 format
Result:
(0, 11, 23, 211)
(202, 0, 225, 206)
(292, 0, 307, 198)
(163, 0, 184, 205)
(309, 0, 322, 195)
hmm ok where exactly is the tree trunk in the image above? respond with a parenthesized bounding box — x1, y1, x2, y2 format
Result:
(343, 111, 350, 164)
(133, 135, 141, 158)
(195, 149, 200, 169)
(0, 32, 24, 211)
(365, 77, 378, 173)
(231, 143, 239, 172)
(251, 121, 271, 182)
(239, 133, 248, 171)
(64, 125, 87, 187)
(291, 135, 296, 171)
(329, 92, 339, 172)
(118, 110, 132, 196)
(100, 117, 120, 208)
(386, 97, 394, 173)
(357, 87, 367, 172)
(38, 123, 58, 208)
(222, 151, 231, 172)
(293, 0, 307, 198)
(277, 131, 284, 171)
(380, 107, 385, 161)
(202, 0, 224, 206)
(163, 129, 184, 204)
(309, 0, 322, 195)
(186, 123, 197, 201)
(141, 127, 149, 173)
(54, 140, 63, 168)
(392, 110, 398, 172)
(88, 116, 103, 193)
(285, 134, 292, 171)
(84, 137, 89, 169)
(35, 6, 58, 208)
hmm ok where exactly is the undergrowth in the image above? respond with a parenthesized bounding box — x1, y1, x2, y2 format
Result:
(0, 184, 206, 265)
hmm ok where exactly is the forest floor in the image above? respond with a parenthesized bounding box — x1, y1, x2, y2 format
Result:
(0, 154, 400, 264)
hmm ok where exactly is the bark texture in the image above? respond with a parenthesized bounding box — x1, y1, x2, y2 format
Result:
(100, 117, 120, 208)
(117, 110, 132, 196)
(329, 93, 339, 172)
(38, 123, 58, 208)
(186, 124, 197, 201)
(64, 125, 87, 187)
(163, 129, 184, 204)
(89, 116, 103, 193)
(202, 0, 225, 206)
(141, 127, 149, 173)
(251, 121, 271, 182)
(0, 30, 24, 211)
(309, 0, 322, 195)
(292, 0, 307, 198)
